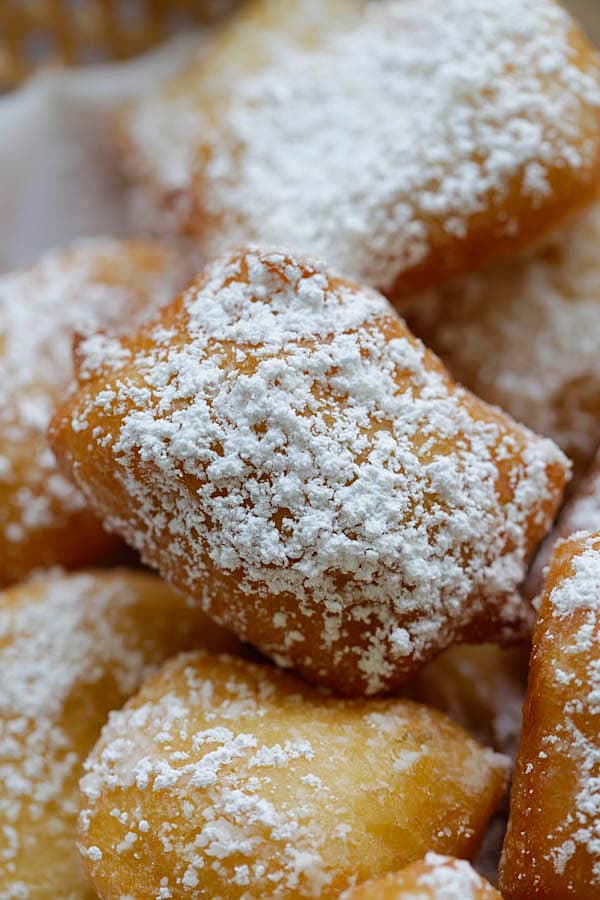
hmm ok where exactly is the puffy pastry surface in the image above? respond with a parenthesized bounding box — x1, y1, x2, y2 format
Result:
(50, 247, 569, 695)
(404, 643, 529, 757)
(341, 853, 501, 899)
(78, 652, 508, 900)
(0, 568, 238, 900)
(0, 238, 188, 586)
(121, 0, 600, 298)
(500, 532, 600, 899)
(406, 203, 600, 472)
(526, 447, 600, 600)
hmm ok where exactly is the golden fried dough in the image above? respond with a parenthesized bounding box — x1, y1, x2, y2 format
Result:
(526, 447, 600, 600)
(0, 568, 238, 900)
(500, 532, 600, 899)
(120, 0, 600, 299)
(406, 203, 600, 472)
(78, 653, 508, 900)
(341, 854, 501, 899)
(50, 248, 569, 695)
(404, 644, 529, 757)
(0, 238, 190, 587)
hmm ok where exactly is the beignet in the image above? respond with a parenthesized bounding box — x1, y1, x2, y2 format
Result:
(0, 569, 238, 900)
(500, 532, 600, 899)
(0, 238, 188, 586)
(120, 0, 600, 299)
(78, 653, 508, 899)
(49, 248, 569, 695)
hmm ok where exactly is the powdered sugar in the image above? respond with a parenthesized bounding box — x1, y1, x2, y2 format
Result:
(406, 202, 600, 469)
(0, 238, 187, 577)
(64, 247, 568, 693)
(79, 652, 508, 899)
(546, 536, 600, 616)
(416, 853, 496, 899)
(175, 0, 600, 292)
(526, 448, 600, 600)
(120, 0, 363, 224)
(504, 533, 600, 891)
(0, 569, 236, 898)
(542, 537, 600, 881)
(0, 571, 154, 892)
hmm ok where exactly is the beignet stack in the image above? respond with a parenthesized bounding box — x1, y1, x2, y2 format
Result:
(6, 0, 600, 896)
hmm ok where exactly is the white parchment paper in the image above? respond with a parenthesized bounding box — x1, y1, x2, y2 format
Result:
(0, 37, 199, 273)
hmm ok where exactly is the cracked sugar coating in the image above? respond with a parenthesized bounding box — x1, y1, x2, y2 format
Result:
(49, 247, 569, 695)
(341, 853, 501, 899)
(406, 202, 600, 473)
(78, 652, 508, 900)
(123, 0, 600, 297)
(500, 532, 600, 900)
(0, 568, 238, 900)
(0, 238, 190, 587)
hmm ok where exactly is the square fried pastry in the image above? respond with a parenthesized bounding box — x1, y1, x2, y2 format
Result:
(78, 653, 508, 900)
(0, 569, 239, 900)
(406, 202, 600, 473)
(0, 239, 190, 587)
(341, 854, 501, 899)
(119, 0, 600, 300)
(500, 531, 600, 899)
(50, 247, 569, 695)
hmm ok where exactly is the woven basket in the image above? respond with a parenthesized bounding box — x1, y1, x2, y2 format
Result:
(0, 0, 239, 90)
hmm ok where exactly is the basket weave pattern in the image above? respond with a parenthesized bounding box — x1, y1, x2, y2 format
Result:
(0, 0, 237, 89)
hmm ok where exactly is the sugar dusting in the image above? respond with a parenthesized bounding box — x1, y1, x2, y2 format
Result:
(526, 534, 600, 885)
(121, 0, 362, 210)
(68, 247, 568, 693)
(526, 449, 600, 600)
(79, 652, 508, 898)
(1, 574, 145, 824)
(416, 852, 498, 899)
(0, 570, 194, 897)
(0, 239, 185, 556)
(180, 0, 600, 291)
(0, 567, 238, 898)
(406, 203, 600, 468)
